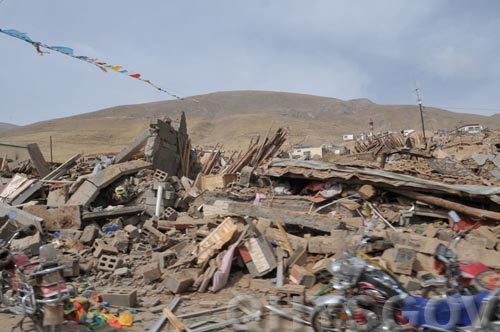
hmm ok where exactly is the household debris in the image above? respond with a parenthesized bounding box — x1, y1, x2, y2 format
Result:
(1, 116, 500, 330)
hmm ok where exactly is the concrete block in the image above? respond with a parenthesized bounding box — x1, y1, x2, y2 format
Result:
(287, 245, 307, 267)
(163, 207, 178, 221)
(97, 255, 122, 272)
(165, 269, 199, 293)
(58, 229, 82, 240)
(124, 224, 140, 239)
(392, 246, 416, 275)
(93, 239, 119, 258)
(110, 231, 129, 253)
(153, 250, 177, 269)
(101, 288, 137, 307)
(60, 253, 80, 277)
(143, 219, 167, 243)
(80, 225, 98, 244)
(139, 263, 161, 282)
(11, 232, 42, 257)
(113, 267, 129, 277)
(153, 169, 168, 182)
(277, 284, 306, 304)
(312, 258, 334, 284)
(289, 264, 316, 288)
(307, 236, 341, 254)
(79, 258, 96, 274)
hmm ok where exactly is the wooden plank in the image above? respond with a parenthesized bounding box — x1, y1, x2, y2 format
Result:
(43, 153, 81, 181)
(162, 307, 186, 332)
(203, 200, 340, 233)
(26, 143, 50, 177)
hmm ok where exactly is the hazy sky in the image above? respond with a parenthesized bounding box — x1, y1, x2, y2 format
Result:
(1, 0, 500, 125)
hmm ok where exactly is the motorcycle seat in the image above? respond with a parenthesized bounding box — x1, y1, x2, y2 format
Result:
(402, 291, 489, 328)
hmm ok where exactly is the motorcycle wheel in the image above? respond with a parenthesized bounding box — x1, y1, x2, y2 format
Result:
(311, 305, 350, 332)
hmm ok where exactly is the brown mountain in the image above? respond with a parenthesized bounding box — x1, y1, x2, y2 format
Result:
(1, 90, 498, 161)
(0, 122, 19, 133)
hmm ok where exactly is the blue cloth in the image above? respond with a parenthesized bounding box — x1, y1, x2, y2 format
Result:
(50, 46, 74, 55)
(403, 291, 489, 329)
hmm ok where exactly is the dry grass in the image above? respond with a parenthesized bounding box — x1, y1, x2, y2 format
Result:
(1, 91, 499, 162)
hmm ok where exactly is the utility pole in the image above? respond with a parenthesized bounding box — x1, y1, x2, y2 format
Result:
(415, 88, 427, 147)
(49, 136, 53, 163)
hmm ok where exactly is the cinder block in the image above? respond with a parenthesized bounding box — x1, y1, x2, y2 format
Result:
(153, 169, 168, 182)
(392, 246, 416, 275)
(153, 250, 177, 269)
(109, 231, 129, 253)
(101, 288, 137, 307)
(97, 255, 123, 272)
(60, 253, 80, 277)
(124, 224, 140, 239)
(130, 243, 150, 256)
(143, 219, 167, 243)
(312, 258, 334, 284)
(93, 239, 119, 258)
(139, 263, 161, 282)
(289, 264, 316, 288)
(165, 269, 199, 293)
(163, 207, 178, 221)
(80, 225, 98, 244)
(277, 284, 306, 304)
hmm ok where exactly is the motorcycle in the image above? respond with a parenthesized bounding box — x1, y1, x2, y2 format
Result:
(0, 225, 71, 331)
(310, 235, 500, 332)
(422, 225, 500, 298)
(310, 236, 409, 331)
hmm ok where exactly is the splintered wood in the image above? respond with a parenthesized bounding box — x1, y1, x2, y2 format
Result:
(193, 217, 237, 264)
(201, 127, 287, 175)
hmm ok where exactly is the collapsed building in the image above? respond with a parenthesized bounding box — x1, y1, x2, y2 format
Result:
(0, 114, 500, 331)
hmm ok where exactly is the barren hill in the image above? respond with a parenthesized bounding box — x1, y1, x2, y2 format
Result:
(1, 91, 498, 161)
(0, 122, 19, 133)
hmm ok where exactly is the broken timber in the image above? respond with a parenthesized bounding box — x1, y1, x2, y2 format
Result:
(392, 189, 500, 222)
(203, 200, 340, 232)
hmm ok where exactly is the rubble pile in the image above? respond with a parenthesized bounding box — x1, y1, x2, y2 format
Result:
(1, 116, 500, 330)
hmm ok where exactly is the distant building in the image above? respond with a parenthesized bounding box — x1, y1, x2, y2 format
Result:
(342, 134, 354, 141)
(457, 124, 483, 134)
(402, 129, 416, 137)
(322, 142, 350, 156)
(291, 144, 324, 159)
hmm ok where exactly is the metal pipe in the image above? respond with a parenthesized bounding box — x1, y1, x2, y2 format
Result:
(155, 185, 164, 217)
(366, 202, 397, 231)
(265, 304, 311, 326)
